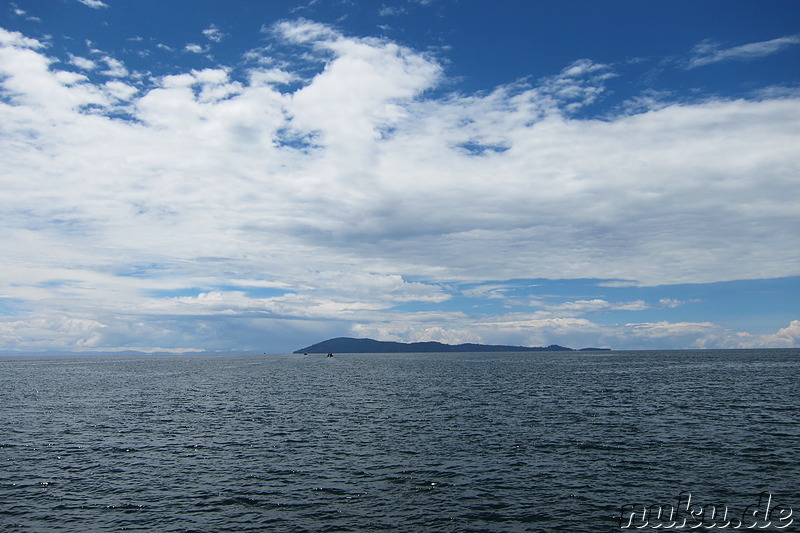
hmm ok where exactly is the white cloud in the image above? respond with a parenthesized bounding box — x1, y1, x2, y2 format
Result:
(68, 53, 96, 70)
(756, 320, 800, 347)
(10, 4, 41, 22)
(275, 18, 340, 43)
(184, 43, 207, 54)
(0, 27, 44, 48)
(351, 315, 800, 350)
(352, 323, 483, 345)
(597, 280, 639, 288)
(689, 35, 800, 68)
(0, 21, 799, 352)
(379, 6, 406, 16)
(698, 320, 800, 349)
(461, 284, 510, 299)
(99, 55, 128, 77)
(536, 299, 650, 315)
(202, 24, 224, 43)
(249, 68, 296, 86)
(104, 80, 138, 100)
(657, 298, 696, 309)
(77, 0, 109, 9)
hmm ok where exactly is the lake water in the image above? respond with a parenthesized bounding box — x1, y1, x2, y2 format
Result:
(1, 349, 798, 532)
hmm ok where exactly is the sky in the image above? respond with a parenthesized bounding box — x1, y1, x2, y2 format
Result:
(1, 0, 799, 354)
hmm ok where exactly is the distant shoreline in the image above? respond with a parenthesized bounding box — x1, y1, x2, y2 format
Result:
(2, 347, 800, 356)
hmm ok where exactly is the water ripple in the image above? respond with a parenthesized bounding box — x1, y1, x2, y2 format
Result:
(1, 349, 798, 531)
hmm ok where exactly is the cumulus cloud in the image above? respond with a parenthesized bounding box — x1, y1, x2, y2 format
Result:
(104, 80, 138, 100)
(697, 320, 800, 349)
(758, 320, 800, 347)
(0, 27, 44, 48)
(0, 22, 798, 352)
(98, 55, 128, 77)
(68, 53, 96, 70)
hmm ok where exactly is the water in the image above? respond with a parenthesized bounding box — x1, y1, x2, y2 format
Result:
(1, 349, 798, 532)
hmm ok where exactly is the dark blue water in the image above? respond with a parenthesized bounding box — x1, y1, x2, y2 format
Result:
(1, 350, 798, 532)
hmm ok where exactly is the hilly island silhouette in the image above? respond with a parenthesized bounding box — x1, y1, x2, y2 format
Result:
(294, 337, 609, 354)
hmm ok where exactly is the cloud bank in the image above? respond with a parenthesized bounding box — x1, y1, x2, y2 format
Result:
(0, 23, 798, 352)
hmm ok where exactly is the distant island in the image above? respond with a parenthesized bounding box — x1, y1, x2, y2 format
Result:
(294, 337, 610, 354)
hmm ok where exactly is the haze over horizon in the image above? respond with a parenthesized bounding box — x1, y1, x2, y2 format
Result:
(1, 0, 799, 354)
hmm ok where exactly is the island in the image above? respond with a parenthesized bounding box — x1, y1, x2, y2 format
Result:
(294, 337, 610, 354)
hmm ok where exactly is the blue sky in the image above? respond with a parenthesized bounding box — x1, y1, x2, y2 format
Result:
(1, 0, 798, 353)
